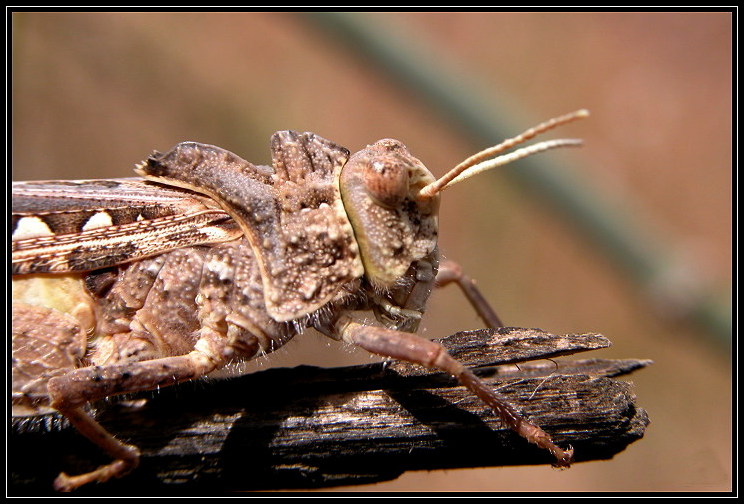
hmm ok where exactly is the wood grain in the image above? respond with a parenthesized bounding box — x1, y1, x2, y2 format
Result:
(10, 328, 651, 495)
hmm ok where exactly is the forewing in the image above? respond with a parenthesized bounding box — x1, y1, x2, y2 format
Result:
(12, 178, 242, 274)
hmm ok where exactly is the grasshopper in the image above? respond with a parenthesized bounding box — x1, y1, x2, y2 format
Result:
(12, 110, 588, 491)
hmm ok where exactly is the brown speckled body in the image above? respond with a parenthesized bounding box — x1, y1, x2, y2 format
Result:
(12, 131, 439, 427)
(13, 112, 586, 490)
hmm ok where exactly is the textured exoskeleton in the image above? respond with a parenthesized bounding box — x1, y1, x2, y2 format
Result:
(12, 111, 588, 491)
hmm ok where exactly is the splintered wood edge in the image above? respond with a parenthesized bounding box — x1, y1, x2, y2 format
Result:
(444, 327, 612, 363)
(389, 327, 611, 375)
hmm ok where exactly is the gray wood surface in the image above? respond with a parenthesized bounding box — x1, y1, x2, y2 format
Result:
(10, 327, 651, 495)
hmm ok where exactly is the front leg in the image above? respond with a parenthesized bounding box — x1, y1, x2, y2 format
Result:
(335, 316, 573, 467)
(436, 259, 503, 328)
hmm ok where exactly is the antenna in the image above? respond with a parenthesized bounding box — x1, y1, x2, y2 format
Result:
(418, 109, 589, 198)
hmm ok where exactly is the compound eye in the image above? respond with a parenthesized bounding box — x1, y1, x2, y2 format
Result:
(363, 157, 410, 208)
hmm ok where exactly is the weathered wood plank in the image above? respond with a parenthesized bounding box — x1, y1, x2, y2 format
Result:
(9, 328, 651, 495)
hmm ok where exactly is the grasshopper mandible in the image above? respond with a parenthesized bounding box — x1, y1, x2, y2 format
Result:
(12, 110, 589, 491)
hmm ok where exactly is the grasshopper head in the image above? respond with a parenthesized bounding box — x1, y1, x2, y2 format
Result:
(340, 109, 589, 290)
(339, 138, 440, 289)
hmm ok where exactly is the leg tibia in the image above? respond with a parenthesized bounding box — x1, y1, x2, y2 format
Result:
(338, 318, 572, 467)
(51, 407, 140, 492)
(436, 260, 503, 328)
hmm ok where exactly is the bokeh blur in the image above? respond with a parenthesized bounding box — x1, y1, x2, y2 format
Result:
(11, 11, 732, 492)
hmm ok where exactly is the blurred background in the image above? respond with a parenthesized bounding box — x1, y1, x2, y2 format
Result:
(11, 12, 732, 492)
